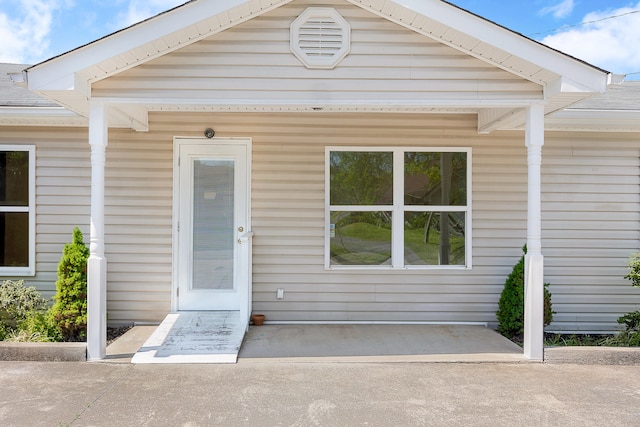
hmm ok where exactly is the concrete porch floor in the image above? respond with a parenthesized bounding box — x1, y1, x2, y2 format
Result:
(105, 324, 526, 363)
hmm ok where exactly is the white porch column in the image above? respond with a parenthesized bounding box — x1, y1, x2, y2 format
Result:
(524, 103, 545, 361)
(87, 102, 108, 361)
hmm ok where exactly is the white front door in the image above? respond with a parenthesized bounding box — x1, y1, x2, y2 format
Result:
(174, 139, 251, 315)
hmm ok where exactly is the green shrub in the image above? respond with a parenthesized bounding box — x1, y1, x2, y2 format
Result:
(50, 227, 89, 341)
(16, 310, 61, 342)
(624, 253, 640, 288)
(496, 245, 553, 340)
(618, 310, 640, 332)
(605, 310, 640, 347)
(0, 279, 47, 330)
(0, 279, 60, 342)
(611, 254, 640, 346)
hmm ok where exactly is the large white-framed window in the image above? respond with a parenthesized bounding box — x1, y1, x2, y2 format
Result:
(0, 145, 36, 276)
(325, 147, 471, 269)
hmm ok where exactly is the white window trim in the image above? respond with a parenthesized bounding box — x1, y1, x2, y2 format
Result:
(324, 146, 472, 270)
(0, 145, 36, 276)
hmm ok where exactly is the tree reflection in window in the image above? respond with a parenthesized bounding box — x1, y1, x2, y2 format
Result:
(328, 148, 469, 267)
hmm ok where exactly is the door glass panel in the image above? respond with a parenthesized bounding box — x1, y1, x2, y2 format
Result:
(192, 159, 234, 290)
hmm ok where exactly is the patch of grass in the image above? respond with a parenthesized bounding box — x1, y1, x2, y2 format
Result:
(544, 332, 639, 347)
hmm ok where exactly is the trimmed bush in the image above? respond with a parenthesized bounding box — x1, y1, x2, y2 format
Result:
(11, 310, 61, 342)
(50, 227, 89, 341)
(0, 279, 47, 330)
(0, 279, 59, 342)
(496, 246, 553, 340)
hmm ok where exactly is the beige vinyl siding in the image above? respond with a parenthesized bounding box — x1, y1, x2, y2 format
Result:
(542, 134, 640, 332)
(3, 114, 639, 330)
(102, 130, 174, 323)
(0, 127, 90, 300)
(91, 0, 541, 103)
(211, 112, 526, 324)
(101, 111, 526, 325)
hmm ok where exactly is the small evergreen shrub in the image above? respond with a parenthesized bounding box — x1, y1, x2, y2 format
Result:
(496, 245, 553, 340)
(50, 227, 89, 341)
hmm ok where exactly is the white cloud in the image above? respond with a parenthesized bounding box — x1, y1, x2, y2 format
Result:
(540, 3, 640, 76)
(540, 0, 575, 19)
(117, 0, 186, 27)
(0, 0, 67, 63)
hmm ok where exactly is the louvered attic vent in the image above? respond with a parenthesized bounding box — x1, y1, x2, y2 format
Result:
(290, 7, 351, 69)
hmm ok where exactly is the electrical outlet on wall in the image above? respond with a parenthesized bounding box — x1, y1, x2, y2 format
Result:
(277, 288, 284, 300)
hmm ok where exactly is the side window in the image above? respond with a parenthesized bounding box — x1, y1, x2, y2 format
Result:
(0, 146, 35, 276)
(326, 147, 471, 269)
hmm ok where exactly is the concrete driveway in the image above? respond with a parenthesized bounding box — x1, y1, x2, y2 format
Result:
(1, 325, 639, 426)
(1, 360, 639, 426)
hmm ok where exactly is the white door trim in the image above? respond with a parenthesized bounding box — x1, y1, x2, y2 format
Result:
(171, 137, 252, 324)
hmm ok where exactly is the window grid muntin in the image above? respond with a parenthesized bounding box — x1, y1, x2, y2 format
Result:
(326, 146, 471, 270)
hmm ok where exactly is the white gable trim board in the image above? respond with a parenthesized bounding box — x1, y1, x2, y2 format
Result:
(2, 0, 636, 362)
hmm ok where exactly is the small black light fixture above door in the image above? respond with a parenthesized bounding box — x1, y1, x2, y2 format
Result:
(204, 128, 215, 138)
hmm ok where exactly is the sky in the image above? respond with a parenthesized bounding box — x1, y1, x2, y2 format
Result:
(0, 0, 639, 79)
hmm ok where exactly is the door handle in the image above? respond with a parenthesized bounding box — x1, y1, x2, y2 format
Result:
(237, 231, 254, 245)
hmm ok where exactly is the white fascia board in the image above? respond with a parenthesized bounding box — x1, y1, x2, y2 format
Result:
(350, 0, 609, 93)
(26, 0, 290, 92)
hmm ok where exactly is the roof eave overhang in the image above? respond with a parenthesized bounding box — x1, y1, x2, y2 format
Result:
(0, 106, 87, 127)
(25, 0, 294, 93)
(347, 0, 609, 92)
(22, 0, 610, 132)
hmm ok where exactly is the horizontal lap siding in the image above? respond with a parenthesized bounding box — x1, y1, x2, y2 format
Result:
(237, 112, 527, 323)
(91, 0, 540, 102)
(4, 116, 637, 331)
(115, 112, 526, 325)
(542, 135, 640, 332)
(103, 130, 174, 324)
(0, 128, 90, 301)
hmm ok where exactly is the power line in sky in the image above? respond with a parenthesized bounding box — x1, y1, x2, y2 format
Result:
(528, 9, 640, 37)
